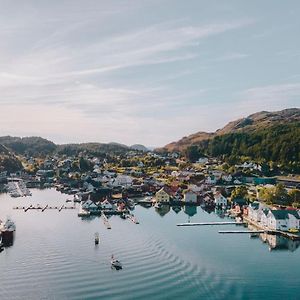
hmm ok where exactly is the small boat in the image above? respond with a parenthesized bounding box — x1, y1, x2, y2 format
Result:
(111, 255, 122, 270)
(94, 232, 100, 245)
(0, 219, 16, 246)
(1, 219, 16, 232)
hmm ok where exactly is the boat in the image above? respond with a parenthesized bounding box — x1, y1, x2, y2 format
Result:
(0, 219, 16, 246)
(1, 219, 16, 232)
(94, 232, 100, 244)
(111, 255, 122, 270)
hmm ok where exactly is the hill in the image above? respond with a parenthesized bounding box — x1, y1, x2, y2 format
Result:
(158, 108, 300, 171)
(0, 136, 132, 157)
(57, 142, 129, 156)
(130, 144, 149, 152)
(159, 108, 300, 152)
(0, 136, 57, 156)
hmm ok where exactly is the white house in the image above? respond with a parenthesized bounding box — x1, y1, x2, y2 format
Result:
(206, 176, 217, 185)
(196, 157, 209, 164)
(101, 199, 114, 210)
(214, 192, 227, 207)
(222, 174, 232, 183)
(155, 187, 170, 203)
(110, 175, 133, 187)
(82, 199, 99, 212)
(266, 210, 300, 231)
(188, 184, 204, 193)
(183, 190, 197, 204)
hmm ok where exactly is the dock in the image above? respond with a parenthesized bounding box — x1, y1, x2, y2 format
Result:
(101, 213, 111, 229)
(219, 230, 268, 234)
(127, 214, 139, 224)
(13, 204, 75, 211)
(177, 221, 246, 227)
(242, 215, 300, 241)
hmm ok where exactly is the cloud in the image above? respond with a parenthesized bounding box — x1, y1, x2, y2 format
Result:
(237, 83, 300, 113)
(212, 52, 249, 62)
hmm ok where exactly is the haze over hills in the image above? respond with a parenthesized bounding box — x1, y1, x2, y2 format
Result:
(0, 136, 149, 158)
(159, 108, 300, 152)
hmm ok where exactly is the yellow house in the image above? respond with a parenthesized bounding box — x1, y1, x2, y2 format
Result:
(155, 187, 170, 203)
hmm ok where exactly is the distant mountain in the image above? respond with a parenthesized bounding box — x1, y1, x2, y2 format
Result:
(0, 136, 56, 156)
(57, 142, 129, 156)
(130, 144, 149, 152)
(158, 108, 300, 152)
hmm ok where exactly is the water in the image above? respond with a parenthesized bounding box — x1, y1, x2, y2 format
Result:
(0, 189, 300, 300)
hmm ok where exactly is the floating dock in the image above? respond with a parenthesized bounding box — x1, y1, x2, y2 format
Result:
(219, 230, 268, 234)
(13, 204, 75, 211)
(127, 214, 139, 224)
(177, 222, 246, 227)
(101, 213, 111, 229)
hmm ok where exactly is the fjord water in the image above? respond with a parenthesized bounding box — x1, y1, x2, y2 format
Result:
(0, 189, 299, 300)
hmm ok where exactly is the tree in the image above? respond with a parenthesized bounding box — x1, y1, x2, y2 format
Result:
(185, 145, 200, 163)
(79, 157, 93, 172)
(288, 189, 300, 203)
(231, 186, 248, 200)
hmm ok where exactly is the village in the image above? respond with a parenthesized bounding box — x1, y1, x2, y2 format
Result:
(1, 149, 300, 238)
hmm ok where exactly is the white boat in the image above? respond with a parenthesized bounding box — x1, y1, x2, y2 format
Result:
(0, 218, 16, 246)
(1, 219, 16, 232)
(111, 255, 122, 269)
(95, 232, 100, 244)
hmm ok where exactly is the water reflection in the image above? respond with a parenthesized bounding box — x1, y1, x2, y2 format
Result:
(260, 233, 300, 252)
(154, 204, 170, 217)
(0, 231, 14, 248)
(183, 206, 197, 217)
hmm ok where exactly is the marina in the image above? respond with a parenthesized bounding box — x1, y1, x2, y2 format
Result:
(0, 188, 300, 300)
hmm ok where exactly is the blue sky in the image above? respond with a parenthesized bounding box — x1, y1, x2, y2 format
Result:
(0, 0, 299, 146)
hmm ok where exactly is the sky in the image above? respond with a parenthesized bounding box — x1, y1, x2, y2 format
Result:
(0, 0, 299, 147)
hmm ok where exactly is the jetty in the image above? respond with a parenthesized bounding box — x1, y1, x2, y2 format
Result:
(219, 230, 269, 234)
(101, 213, 111, 229)
(13, 204, 75, 211)
(127, 214, 139, 224)
(242, 215, 300, 241)
(177, 221, 246, 227)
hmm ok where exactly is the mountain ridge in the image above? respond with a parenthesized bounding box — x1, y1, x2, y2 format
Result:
(158, 108, 300, 152)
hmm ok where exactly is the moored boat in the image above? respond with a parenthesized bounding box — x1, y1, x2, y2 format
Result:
(111, 255, 122, 270)
(95, 232, 100, 244)
(0, 219, 16, 246)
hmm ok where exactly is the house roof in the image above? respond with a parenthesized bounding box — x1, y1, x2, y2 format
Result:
(249, 201, 260, 209)
(270, 210, 300, 220)
(232, 198, 247, 206)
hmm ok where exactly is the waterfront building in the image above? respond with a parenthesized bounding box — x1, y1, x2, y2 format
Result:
(214, 192, 227, 207)
(155, 187, 170, 203)
(267, 210, 300, 231)
(182, 190, 197, 204)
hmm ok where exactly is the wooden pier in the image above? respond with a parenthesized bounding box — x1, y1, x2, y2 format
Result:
(242, 215, 300, 241)
(177, 221, 246, 227)
(13, 204, 75, 211)
(101, 213, 111, 229)
(127, 214, 139, 224)
(219, 230, 268, 234)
